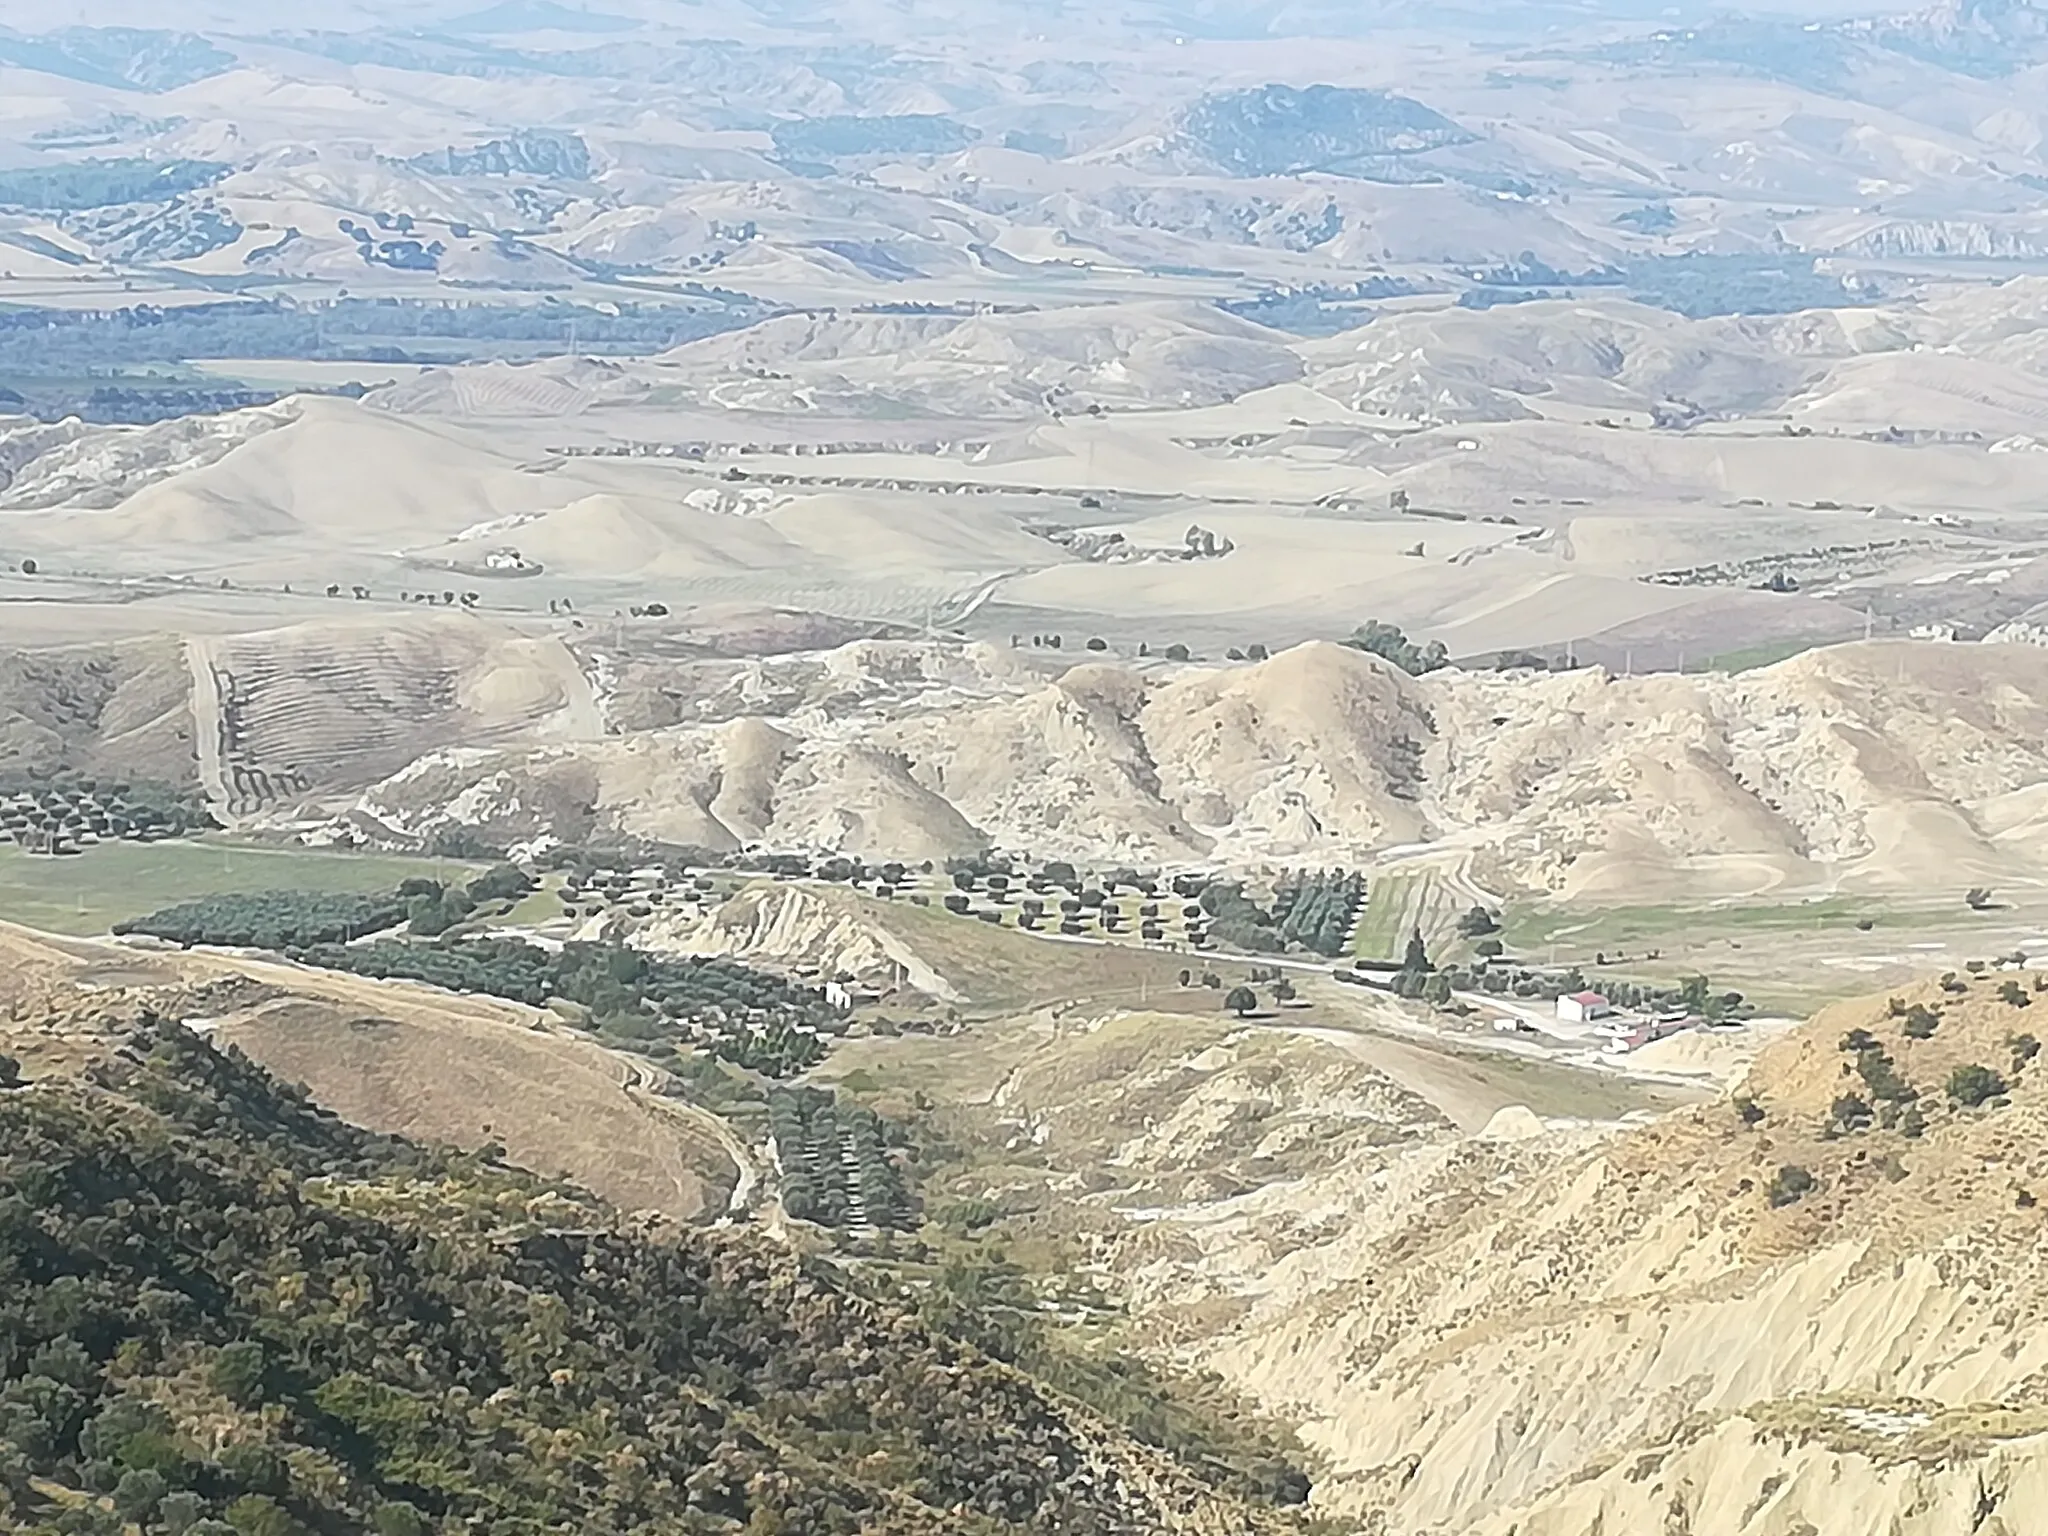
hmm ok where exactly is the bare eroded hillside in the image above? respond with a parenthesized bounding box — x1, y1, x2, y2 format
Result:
(325, 635, 2048, 898)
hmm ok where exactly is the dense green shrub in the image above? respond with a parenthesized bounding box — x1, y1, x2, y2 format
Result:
(1767, 1164, 1815, 1207)
(1343, 619, 1447, 676)
(1948, 1063, 2008, 1108)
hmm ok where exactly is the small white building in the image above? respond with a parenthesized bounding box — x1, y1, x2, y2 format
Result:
(1556, 990, 1612, 1023)
(1605, 1014, 1698, 1054)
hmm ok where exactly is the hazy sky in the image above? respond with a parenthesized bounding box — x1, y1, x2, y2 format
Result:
(0, 0, 1912, 34)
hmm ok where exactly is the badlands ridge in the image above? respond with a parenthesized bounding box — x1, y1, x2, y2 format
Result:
(294, 626, 2048, 899)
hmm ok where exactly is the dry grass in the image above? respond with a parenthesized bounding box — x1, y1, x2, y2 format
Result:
(214, 993, 739, 1223)
(866, 894, 1251, 1015)
(0, 922, 741, 1224)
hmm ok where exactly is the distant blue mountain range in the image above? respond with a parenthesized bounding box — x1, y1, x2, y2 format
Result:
(410, 129, 593, 180)
(0, 26, 234, 92)
(1173, 85, 1474, 177)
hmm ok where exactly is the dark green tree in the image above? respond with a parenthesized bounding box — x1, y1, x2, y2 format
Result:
(371, 1501, 428, 1536)
(209, 1343, 267, 1407)
(1948, 1063, 2008, 1108)
(1402, 929, 1433, 973)
(159, 1492, 206, 1535)
(1343, 619, 1448, 675)
(1767, 1164, 1815, 1207)
(112, 1468, 169, 1524)
(1455, 905, 1499, 937)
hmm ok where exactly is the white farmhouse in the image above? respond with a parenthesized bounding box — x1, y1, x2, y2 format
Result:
(1556, 990, 1612, 1023)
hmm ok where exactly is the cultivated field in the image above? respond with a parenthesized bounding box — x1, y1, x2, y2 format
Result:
(1502, 890, 2048, 1013)
(0, 839, 482, 936)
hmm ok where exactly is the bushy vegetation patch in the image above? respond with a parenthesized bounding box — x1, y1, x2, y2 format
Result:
(114, 889, 410, 948)
(299, 937, 841, 1078)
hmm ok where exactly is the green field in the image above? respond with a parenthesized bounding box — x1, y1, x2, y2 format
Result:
(1700, 637, 1826, 673)
(1503, 896, 1900, 953)
(1350, 873, 1420, 959)
(501, 876, 569, 927)
(1496, 893, 2031, 1013)
(1350, 867, 1473, 961)
(0, 839, 483, 937)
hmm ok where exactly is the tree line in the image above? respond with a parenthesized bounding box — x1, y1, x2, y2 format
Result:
(296, 936, 840, 1078)
(115, 889, 412, 950)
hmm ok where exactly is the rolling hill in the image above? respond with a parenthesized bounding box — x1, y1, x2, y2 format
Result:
(0, 988, 1309, 1536)
(324, 635, 2048, 897)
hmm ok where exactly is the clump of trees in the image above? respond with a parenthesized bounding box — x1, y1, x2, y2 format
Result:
(1420, 959, 1746, 1021)
(400, 864, 536, 935)
(1948, 1063, 2007, 1109)
(115, 888, 410, 948)
(1387, 931, 1455, 1003)
(1198, 882, 1283, 953)
(294, 935, 839, 1077)
(1343, 619, 1448, 676)
(1900, 1001, 1940, 1038)
(0, 772, 215, 856)
(1767, 1163, 1816, 1207)
(1456, 905, 1500, 938)
(1269, 869, 1365, 956)
(769, 1087, 915, 1229)
(1851, 1035, 1918, 1116)
(1829, 1093, 1872, 1133)
(0, 156, 230, 211)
